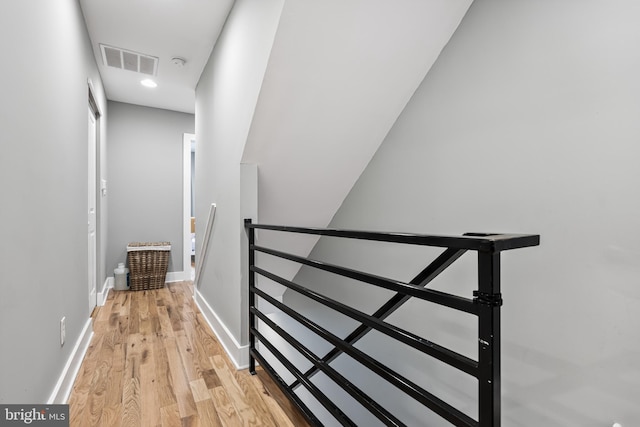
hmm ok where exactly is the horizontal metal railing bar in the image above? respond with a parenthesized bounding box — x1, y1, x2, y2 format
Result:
(251, 287, 478, 427)
(252, 245, 477, 315)
(252, 309, 405, 427)
(292, 247, 467, 390)
(252, 329, 358, 427)
(252, 266, 479, 377)
(250, 350, 323, 426)
(246, 222, 539, 252)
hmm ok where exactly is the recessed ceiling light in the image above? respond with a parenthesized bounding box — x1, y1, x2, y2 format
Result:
(141, 79, 157, 88)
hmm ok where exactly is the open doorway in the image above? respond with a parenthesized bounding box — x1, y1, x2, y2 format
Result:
(183, 133, 196, 282)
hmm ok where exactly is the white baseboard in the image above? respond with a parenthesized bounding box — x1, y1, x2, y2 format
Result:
(47, 318, 94, 404)
(98, 277, 113, 306)
(193, 290, 249, 370)
(166, 271, 187, 283)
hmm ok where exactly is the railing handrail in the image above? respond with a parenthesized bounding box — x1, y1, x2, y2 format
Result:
(194, 203, 216, 290)
(245, 222, 540, 252)
(246, 220, 540, 427)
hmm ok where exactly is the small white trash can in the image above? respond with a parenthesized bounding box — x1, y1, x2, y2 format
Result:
(114, 262, 129, 290)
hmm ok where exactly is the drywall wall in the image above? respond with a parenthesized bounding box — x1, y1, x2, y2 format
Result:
(106, 101, 194, 276)
(195, 0, 284, 353)
(285, 0, 640, 425)
(241, 0, 472, 294)
(0, 0, 107, 403)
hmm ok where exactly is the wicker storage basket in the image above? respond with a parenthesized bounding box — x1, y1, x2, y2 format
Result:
(126, 242, 171, 291)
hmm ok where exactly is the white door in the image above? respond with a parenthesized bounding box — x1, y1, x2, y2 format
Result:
(88, 107, 97, 312)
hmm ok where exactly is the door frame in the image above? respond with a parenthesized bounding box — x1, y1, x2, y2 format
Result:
(183, 133, 195, 282)
(88, 80, 102, 312)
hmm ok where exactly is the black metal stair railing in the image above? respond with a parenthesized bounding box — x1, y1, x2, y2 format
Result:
(245, 220, 539, 427)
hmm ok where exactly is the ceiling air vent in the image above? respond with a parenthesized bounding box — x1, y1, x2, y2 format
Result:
(99, 44, 158, 76)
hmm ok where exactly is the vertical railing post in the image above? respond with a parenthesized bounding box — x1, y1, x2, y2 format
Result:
(476, 250, 502, 427)
(246, 219, 256, 374)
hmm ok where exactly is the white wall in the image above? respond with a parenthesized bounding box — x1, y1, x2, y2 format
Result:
(241, 0, 472, 295)
(106, 101, 194, 276)
(285, 0, 640, 425)
(195, 0, 285, 355)
(0, 0, 107, 403)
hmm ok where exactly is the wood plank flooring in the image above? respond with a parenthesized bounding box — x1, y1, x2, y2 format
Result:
(68, 282, 310, 427)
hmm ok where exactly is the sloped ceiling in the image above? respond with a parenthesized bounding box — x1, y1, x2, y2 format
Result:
(242, 0, 473, 282)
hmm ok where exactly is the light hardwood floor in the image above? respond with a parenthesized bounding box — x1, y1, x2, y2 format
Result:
(69, 282, 310, 427)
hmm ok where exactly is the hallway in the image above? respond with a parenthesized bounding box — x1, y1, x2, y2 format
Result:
(68, 282, 309, 426)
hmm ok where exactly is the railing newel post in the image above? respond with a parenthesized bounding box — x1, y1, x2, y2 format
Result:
(476, 250, 502, 427)
(245, 218, 256, 375)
